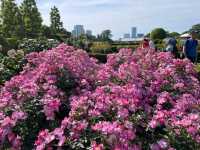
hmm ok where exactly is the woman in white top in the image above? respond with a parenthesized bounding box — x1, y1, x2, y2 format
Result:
(149, 40, 155, 49)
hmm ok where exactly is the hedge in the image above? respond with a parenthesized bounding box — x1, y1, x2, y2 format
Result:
(89, 53, 107, 63)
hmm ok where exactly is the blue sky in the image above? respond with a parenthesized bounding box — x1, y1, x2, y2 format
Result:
(16, 0, 200, 39)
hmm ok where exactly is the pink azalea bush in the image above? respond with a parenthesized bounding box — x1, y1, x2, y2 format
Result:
(0, 44, 200, 150)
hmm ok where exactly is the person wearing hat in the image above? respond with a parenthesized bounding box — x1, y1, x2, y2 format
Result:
(183, 31, 198, 63)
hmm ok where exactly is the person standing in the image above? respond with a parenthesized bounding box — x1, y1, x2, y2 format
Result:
(141, 38, 150, 49)
(165, 37, 178, 57)
(183, 31, 198, 63)
(180, 35, 191, 59)
(149, 40, 155, 49)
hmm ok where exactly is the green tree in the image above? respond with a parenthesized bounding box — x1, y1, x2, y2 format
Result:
(41, 25, 52, 38)
(20, 0, 42, 38)
(0, 19, 2, 35)
(15, 10, 25, 38)
(150, 28, 167, 40)
(145, 33, 150, 38)
(50, 6, 63, 34)
(0, 0, 24, 38)
(99, 29, 112, 42)
(189, 24, 200, 39)
(168, 32, 180, 38)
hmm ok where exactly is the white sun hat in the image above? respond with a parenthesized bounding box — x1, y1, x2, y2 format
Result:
(180, 33, 191, 38)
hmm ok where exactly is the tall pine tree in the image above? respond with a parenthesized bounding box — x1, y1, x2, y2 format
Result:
(50, 6, 63, 34)
(0, 0, 24, 38)
(20, 0, 42, 38)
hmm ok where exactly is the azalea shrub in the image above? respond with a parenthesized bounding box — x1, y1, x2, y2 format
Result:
(0, 44, 200, 150)
(0, 49, 25, 85)
(0, 38, 59, 85)
(18, 38, 60, 53)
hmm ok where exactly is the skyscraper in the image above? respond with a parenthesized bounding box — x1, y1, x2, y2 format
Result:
(123, 33, 130, 38)
(137, 33, 144, 38)
(131, 27, 137, 38)
(86, 30, 92, 36)
(72, 25, 85, 37)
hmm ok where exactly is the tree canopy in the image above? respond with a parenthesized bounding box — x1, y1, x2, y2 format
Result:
(0, 0, 24, 38)
(189, 24, 200, 39)
(50, 6, 63, 34)
(168, 32, 180, 38)
(150, 28, 167, 40)
(20, 0, 42, 38)
(99, 29, 112, 41)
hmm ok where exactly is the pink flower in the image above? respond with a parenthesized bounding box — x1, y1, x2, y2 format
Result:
(91, 141, 104, 150)
(157, 92, 171, 105)
(1, 44, 200, 149)
(149, 120, 158, 128)
(43, 99, 61, 120)
(117, 108, 129, 119)
(157, 139, 168, 149)
(173, 83, 184, 89)
(187, 126, 197, 135)
(11, 111, 27, 121)
(150, 143, 161, 150)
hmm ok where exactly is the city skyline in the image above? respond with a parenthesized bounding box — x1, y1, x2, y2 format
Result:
(72, 25, 93, 37)
(16, 0, 200, 39)
(72, 25, 85, 37)
(123, 27, 144, 40)
(71, 25, 144, 40)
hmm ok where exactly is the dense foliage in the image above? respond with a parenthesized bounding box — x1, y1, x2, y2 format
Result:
(0, 38, 59, 85)
(0, 0, 24, 38)
(0, 44, 200, 150)
(0, 49, 25, 85)
(90, 42, 112, 54)
(97, 30, 113, 42)
(0, 0, 69, 50)
(50, 6, 64, 34)
(151, 28, 167, 40)
(20, 0, 43, 38)
(18, 38, 60, 53)
(189, 24, 200, 39)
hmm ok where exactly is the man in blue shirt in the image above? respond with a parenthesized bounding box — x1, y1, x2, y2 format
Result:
(183, 31, 198, 63)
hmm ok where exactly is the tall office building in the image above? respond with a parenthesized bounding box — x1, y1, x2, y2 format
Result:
(123, 33, 130, 38)
(137, 33, 144, 38)
(86, 30, 92, 36)
(72, 25, 85, 37)
(131, 27, 137, 38)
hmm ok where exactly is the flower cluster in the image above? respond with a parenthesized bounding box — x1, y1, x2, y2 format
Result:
(0, 44, 200, 150)
(0, 44, 98, 149)
(0, 111, 26, 149)
(0, 49, 25, 85)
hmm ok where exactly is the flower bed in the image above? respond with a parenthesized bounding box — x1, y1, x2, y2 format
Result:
(0, 44, 200, 150)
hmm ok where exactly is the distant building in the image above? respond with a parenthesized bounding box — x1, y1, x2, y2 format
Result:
(86, 30, 92, 36)
(119, 37, 143, 42)
(119, 38, 143, 42)
(72, 25, 85, 37)
(137, 33, 144, 38)
(123, 33, 130, 39)
(131, 27, 137, 38)
(120, 27, 144, 41)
